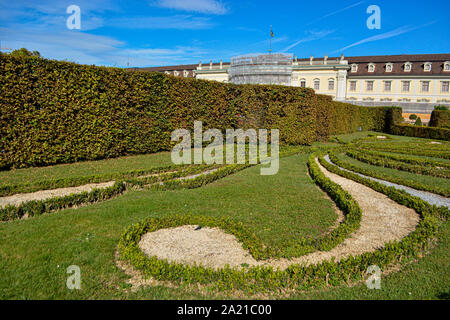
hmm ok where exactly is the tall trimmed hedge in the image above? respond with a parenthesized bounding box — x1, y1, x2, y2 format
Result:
(0, 53, 393, 169)
(314, 95, 399, 140)
(429, 110, 450, 128)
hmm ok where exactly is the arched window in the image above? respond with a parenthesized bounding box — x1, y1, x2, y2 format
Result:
(424, 62, 432, 72)
(328, 78, 335, 91)
(444, 62, 450, 72)
(368, 63, 376, 72)
(404, 62, 412, 72)
(300, 79, 306, 88)
(385, 63, 393, 72)
(313, 79, 320, 90)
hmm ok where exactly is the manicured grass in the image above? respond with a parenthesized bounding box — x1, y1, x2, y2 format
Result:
(0, 151, 174, 188)
(0, 154, 338, 299)
(0, 133, 448, 300)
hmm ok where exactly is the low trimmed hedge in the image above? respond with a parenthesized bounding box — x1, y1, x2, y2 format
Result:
(117, 151, 443, 293)
(346, 149, 450, 178)
(357, 143, 450, 160)
(328, 151, 450, 197)
(0, 181, 126, 221)
(349, 148, 450, 169)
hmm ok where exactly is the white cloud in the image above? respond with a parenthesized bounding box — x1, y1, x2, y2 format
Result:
(154, 0, 228, 15)
(110, 15, 214, 30)
(333, 21, 437, 53)
(281, 30, 335, 52)
(0, 27, 211, 67)
(307, 1, 365, 25)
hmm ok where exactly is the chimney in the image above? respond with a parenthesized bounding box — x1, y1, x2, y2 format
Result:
(220, 59, 223, 69)
(310, 55, 313, 65)
(340, 53, 345, 62)
(198, 61, 202, 70)
(210, 60, 213, 70)
(324, 54, 328, 65)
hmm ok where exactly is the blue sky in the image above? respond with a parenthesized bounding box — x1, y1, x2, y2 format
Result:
(0, 0, 449, 67)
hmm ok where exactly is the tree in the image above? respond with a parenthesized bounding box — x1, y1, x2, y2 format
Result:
(434, 105, 449, 111)
(10, 48, 40, 58)
(415, 117, 422, 126)
(409, 114, 417, 120)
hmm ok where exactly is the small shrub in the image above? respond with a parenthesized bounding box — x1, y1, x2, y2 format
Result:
(409, 114, 418, 120)
(415, 117, 423, 126)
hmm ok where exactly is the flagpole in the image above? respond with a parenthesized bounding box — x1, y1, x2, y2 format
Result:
(269, 25, 272, 54)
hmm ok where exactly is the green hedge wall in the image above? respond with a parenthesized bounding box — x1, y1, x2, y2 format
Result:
(390, 124, 450, 141)
(429, 110, 450, 128)
(314, 95, 399, 140)
(0, 53, 394, 169)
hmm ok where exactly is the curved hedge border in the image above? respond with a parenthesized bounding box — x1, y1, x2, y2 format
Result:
(0, 181, 126, 221)
(329, 150, 450, 197)
(117, 151, 442, 293)
(0, 149, 302, 222)
(319, 153, 449, 221)
(346, 149, 450, 178)
(0, 163, 198, 197)
(350, 148, 450, 169)
(358, 143, 450, 160)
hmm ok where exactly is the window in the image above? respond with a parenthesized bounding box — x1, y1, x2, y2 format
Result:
(384, 81, 392, 92)
(368, 63, 375, 72)
(183, 70, 189, 77)
(300, 79, 306, 88)
(366, 81, 374, 91)
(421, 81, 430, 92)
(444, 62, 450, 72)
(404, 62, 412, 72)
(402, 81, 410, 92)
(349, 81, 357, 91)
(442, 81, 450, 93)
(351, 64, 358, 72)
(314, 79, 320, 90)
(174, 70, 179, 76)
(328, 79, 335, 91)
(424, 63, 432, 72)
(386, 63, 393, 72)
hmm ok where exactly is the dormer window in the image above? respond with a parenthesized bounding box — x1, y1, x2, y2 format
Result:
(183, 70, 189, 77)
(424, 62, 432, 72)
(385, 63, 393, 72)
(368, 63, 376, 72)
(444, 62, 450, 72)
(404, 62, 412, 72)
(351, 64, 358, 72)
(174, 70, 179, 76)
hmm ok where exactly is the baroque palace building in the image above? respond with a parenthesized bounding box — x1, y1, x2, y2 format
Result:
(131, 53, 450, 117)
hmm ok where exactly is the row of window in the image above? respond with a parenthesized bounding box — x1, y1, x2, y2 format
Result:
(347, 97, 450, 103)
(350, 62, 450, 73)
(349, 80, 450, 93)
(299, 79, 335, 91)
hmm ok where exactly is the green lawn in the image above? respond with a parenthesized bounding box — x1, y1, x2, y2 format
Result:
(0, 154, 339, 299)
(0, 133, 448, 300)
